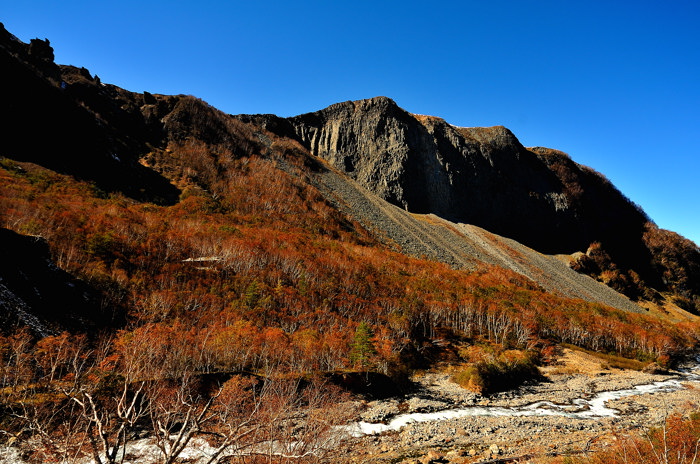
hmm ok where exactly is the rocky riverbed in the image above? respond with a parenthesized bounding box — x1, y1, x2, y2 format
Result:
(336, 349, 700, 463)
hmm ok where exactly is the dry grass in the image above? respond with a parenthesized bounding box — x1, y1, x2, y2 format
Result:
(638, 298, 700, 324)
(411, 114, 446, 125)
(541, 346, 649, 377)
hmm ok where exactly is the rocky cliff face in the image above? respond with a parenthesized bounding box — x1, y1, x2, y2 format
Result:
(279, 97, 639, 254)
(260, 97, 697, 306)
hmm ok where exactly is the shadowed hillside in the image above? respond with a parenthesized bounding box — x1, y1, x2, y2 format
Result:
(0, 24, 179, 203)
(0, 228, 115, 335)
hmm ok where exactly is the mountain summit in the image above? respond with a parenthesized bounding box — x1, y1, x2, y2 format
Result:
(284, 96, 632, 254)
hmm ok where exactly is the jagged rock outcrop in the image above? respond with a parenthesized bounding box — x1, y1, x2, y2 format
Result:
(0, 22, 179, 204)
(240, 99, 576, 251)
(281, 97, 641, 255)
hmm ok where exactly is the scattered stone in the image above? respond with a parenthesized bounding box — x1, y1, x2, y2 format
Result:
(420, 449, 444, 463)
(642, 362, 669, 375)
(360, 399, 401, 422)
(338, 354, 700, 464)
(406, 396, 449, 413)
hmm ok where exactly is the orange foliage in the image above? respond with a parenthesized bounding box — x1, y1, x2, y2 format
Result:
(1, 151, 699, 464)
(577, 411, 700, 464)
(0, 156, 698, 381)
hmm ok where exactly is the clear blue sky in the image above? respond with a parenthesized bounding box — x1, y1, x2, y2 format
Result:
(4, 1, 699, 245)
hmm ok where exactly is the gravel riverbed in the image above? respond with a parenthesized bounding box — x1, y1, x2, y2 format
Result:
(337, 350, 700, 463)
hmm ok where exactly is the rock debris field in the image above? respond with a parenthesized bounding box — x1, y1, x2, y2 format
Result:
(337, 349, 700, 464)
(311, 164, 642, 314)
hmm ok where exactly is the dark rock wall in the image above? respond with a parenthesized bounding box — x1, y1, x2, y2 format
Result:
(279, 97, 695, 299)
(285, 97, 608, 254)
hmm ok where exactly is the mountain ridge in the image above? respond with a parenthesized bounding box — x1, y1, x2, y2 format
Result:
(1, 22, 699, 331)
(2, 22, 700, 464)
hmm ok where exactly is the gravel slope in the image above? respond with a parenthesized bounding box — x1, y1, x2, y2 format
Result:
(311, 164, 643, 313)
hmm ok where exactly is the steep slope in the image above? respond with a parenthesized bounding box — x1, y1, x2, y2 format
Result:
(243, 97, 699, 310)
(305, 160, 643, 313)
(0, 228, 111, 335)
